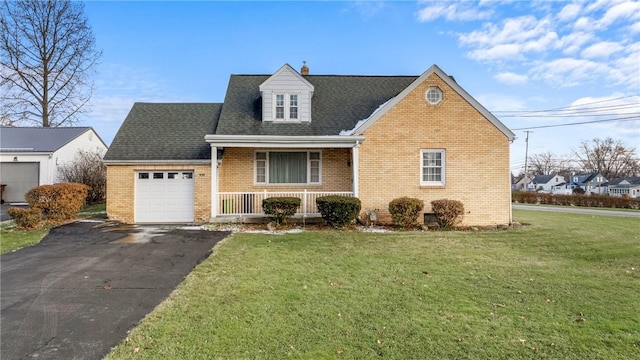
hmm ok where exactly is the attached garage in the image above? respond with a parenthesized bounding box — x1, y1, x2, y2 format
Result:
(0, 162, 40, 202)
(135, 170, 195, 223)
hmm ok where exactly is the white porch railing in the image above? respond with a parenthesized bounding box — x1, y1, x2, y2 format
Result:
(217, 190, 353, 217)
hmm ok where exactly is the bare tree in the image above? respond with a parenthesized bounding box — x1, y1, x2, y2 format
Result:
(58, 148, 106, 204)
(527, 152, 558, 175)
(1, 0, 101, 127)
(574, 137, 640, 180)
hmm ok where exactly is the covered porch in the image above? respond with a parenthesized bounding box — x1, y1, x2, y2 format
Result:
(205, 135, 365, 220)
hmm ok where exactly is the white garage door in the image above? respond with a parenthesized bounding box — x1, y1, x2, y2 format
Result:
(0, 162, 39, 202)
(135, 171, 194, 223)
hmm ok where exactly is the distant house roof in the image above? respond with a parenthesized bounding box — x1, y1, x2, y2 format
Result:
(531, 174, 557, 184)
(607, 176, 640, 187)
(0, 126, 103, 152)
(570, 173, 606, 185)
(214, 74, 417, 136)
(103, 103, 222, 161)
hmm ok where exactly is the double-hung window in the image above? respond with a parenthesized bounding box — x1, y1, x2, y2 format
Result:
(255, 151, 321, 185)
(421, 149, 445, 186)
(273, 93, 299, 121)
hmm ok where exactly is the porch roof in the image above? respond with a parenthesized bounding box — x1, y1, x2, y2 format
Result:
(205, 134, 365, 148)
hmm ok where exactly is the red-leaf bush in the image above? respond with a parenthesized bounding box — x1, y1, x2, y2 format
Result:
(25, 183, 90, 221)
(430, 199, 465, 228)
(7, 207, 42, 229)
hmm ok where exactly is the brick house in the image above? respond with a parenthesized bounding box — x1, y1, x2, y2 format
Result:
(104, 63, 515, 225)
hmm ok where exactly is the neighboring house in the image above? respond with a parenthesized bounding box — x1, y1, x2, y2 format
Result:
(0, 127, 108, 203)
(512, 174, 526, 191)
(104, 63, 516, 225)
(606, 177, 640, 198)
(568, 173, 608, 195)
(528, 174, 566, 193)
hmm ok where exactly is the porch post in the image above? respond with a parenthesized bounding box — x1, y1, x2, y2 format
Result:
(211, 146, 218, 218)
(352, 142, 360, 197)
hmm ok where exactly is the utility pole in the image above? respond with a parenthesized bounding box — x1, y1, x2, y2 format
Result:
(523, 131, 533, 191)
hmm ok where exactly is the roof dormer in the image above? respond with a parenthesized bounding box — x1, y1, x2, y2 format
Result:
(259, 63, 314, 123)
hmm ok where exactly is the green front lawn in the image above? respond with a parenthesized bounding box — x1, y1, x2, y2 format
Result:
(106, 210, 640, 359)
(0, 227, 48, 254)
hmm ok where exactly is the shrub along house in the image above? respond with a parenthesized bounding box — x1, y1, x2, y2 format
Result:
(104, 63, 515, 225)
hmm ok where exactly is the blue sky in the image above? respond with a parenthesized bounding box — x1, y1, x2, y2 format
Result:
(82, 0, 640, 174)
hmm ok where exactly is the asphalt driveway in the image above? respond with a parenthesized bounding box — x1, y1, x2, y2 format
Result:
(1, 220, 229, 360)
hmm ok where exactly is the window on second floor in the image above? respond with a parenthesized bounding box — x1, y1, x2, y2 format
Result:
(274, 93, 299, 121)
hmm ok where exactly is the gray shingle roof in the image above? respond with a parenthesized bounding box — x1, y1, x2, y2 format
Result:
(532, 174, 559, 184)
(0, 126, 95, 152)
(214, 75, 417, 136)
(103, 103, 222, 161)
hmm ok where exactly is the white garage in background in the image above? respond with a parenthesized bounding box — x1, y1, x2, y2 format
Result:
(0, 126, 108, 203)
(135, 170, 195, 223)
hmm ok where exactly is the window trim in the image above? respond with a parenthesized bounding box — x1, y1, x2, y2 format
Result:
(420, 149, 445, 186)
(272, 92, 301, 121)
(254, 150, 322, 185)
(425, 86, 443, 105)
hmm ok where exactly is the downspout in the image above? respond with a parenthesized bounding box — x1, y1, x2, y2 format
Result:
(352, 141, 360, 198)
(211, 146, 218, 219)
(49, 153, 55, 184)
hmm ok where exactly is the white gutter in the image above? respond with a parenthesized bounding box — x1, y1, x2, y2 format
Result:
(204, 134, 365, 148)
(103, 160, 212, 165)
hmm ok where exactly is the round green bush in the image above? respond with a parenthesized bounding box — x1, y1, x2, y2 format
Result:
(316, 196, 361, 228)
(389, 197, 424, 228)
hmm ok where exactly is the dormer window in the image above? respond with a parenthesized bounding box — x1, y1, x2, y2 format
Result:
(275, 94, 285, 119)
(289, 94, 298, 119)
(260, 64, 314, 123)
(274, 93, 299, 121)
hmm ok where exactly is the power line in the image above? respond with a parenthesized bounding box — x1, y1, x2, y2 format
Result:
(493, 95, 640, 115)
(496, 103, 639, 116)
(510, 116, 640, 131)
(504, 112, 639, 118)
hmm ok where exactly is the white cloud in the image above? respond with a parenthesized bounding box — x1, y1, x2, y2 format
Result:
(495, 72, 528, 85)
(530, 58, 610, 87)
(581, 41, 624, 59)
(598, 0, 640, 28)
(415, 1, 493, 22)
(557, 2, 582, 22)
(459, 15, 558, 62)
(557, 31, 594, 55)
(344, 1, 386, 19)
(445, 1, 638, 91)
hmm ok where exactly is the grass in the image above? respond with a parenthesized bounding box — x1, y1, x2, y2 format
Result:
(105, 210, 640, 359)
(0, 226, 48, 254)
(0, 203, 105, 254)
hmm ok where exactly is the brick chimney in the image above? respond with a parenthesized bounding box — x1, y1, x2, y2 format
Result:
(301, 61, 309, 75)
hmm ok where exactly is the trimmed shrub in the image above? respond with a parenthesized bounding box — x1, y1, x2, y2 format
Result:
(430, 199, 464, 228)
(389, 197, 424, 228)
(262, 197, 301, 226)
(7, 207, 42, 229)
(512, 191, 640, 209)
(25, 183, 90, 221)
(316, 196, 361, 228)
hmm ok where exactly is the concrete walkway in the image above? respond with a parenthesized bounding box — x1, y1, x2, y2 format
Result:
(1, 220, 229, 360)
